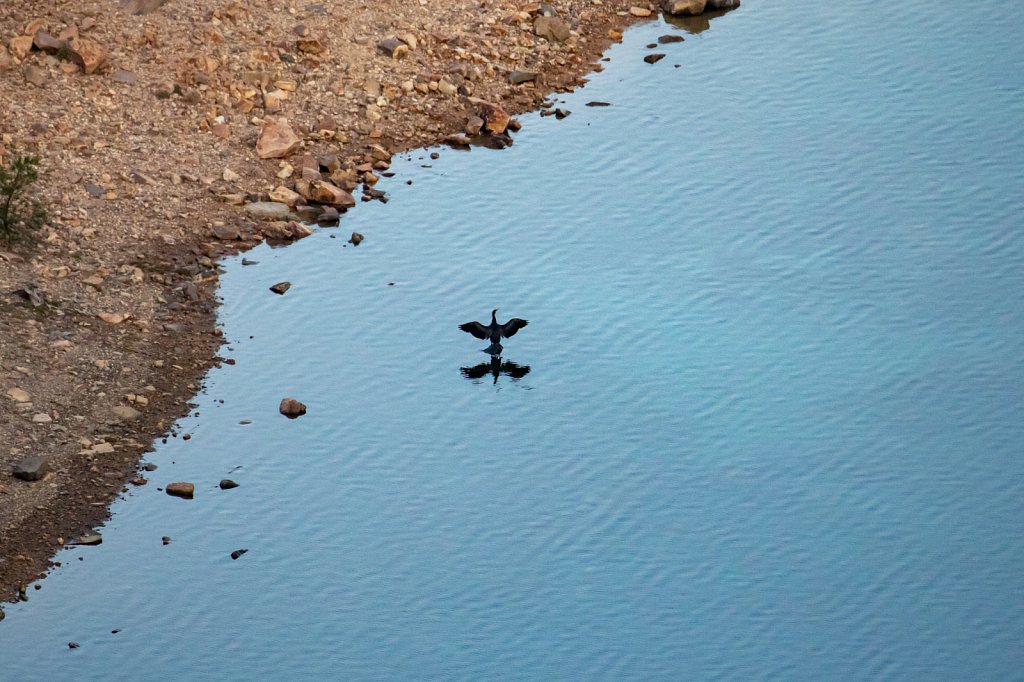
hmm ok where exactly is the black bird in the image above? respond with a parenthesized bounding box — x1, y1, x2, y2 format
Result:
(459, 308, 528, 353)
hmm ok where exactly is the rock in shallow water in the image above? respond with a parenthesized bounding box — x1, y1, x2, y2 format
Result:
(166, 482, 194, 499)
(231, 549, 248, 560)
(269, 281, 291, 295)
(219, 479, 239, 490)
(279, 398, 307, 418)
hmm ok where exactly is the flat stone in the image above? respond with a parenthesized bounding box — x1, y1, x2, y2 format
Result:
(279, 398, 307, 418)
(243, 202, 292, 221)
(644, 53, 666, 64)
(7, 388, 30, 402)
(269, 281, 291, 295)
(76, 533, 103, 546)
(658, 34, 685, 44)
(165, 482, 194, 499)
(13, 456, 48, 481)
(211, 224, 240, 240)
(31, 413, 52, 423)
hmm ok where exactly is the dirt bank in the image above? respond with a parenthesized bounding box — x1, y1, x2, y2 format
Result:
(0, 0, 730, 605)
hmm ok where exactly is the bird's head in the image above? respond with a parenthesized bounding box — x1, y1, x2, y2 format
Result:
(491, 308, 499, 317)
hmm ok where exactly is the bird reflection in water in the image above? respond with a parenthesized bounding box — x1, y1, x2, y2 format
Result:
(460, 355, 531, 385)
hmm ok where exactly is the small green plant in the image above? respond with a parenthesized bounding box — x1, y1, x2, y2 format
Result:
(0, 154, 46, 244)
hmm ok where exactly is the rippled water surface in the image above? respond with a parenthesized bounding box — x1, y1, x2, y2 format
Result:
(4, 1, 1024, 679)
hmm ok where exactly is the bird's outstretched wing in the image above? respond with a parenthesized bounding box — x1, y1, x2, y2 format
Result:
(500, 318, 528, 338)
(459, 321, 489, 340)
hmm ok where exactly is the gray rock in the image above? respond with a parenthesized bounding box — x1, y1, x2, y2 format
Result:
(243, 201, 292, 221)
(534, 16, 571, 43)
(13, 456, 48, 481)
(509, 70, 537, 85)
(76, 533, 103, 546)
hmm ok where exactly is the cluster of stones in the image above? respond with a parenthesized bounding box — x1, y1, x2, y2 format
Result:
(3, 18, 108, 86)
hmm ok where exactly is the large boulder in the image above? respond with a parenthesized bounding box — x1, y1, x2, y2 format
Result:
(256, 118, 301, 159)
(663, 0, 707, 15)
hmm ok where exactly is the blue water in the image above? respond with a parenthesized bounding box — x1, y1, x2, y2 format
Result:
(3, 1, 1024, 679)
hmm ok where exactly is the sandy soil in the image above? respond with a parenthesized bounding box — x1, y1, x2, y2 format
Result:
(0, 0, 723, 605)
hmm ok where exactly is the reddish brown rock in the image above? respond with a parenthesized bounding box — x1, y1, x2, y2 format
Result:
(309, 180, 355, 208)
(279, 398, 307, 418)
(67, 37, 109, 74)
(256, 118, 301, 159)
(165, 482, 194, 499)
(663, 0, 707, 15)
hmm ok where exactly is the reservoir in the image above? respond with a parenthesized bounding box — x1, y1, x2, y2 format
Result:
(2, 1, 1023, 679)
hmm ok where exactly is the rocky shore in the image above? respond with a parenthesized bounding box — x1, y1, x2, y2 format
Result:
(0, 0, 737, 605)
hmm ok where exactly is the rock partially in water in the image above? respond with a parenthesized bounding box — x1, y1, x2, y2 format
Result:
(76, 533, 103, 546)
(279, 398, 307, 418)
(644, 53, 667, 64)
(13, 456, 48, 481)
(707, 0, 740, 8)
(230, 549, 248, 560)
(162, 536, 171, 545)
(663, 0, 706, 15)
(658, 34, 686, 44)
(165, 482, 194, 499)
(219, 479, 239, 490)
(269, 281, 291, 295)
(350, 232, 364, 246)
(68, 642, 80, 649)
